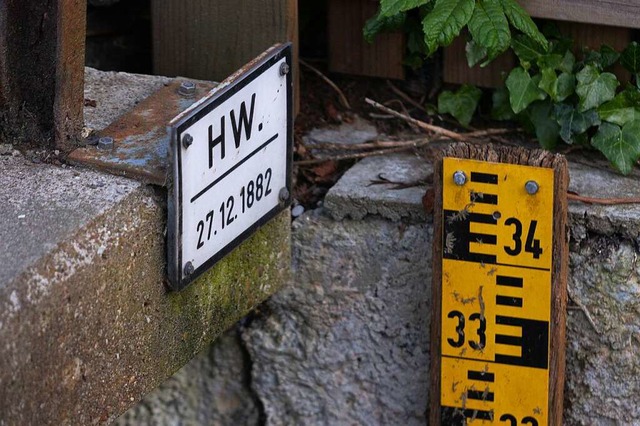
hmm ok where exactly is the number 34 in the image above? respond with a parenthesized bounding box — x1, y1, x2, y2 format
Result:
(503, 218, 543, 259)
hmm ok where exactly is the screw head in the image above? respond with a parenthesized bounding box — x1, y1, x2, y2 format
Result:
(97, 136, 114, 150)
(525, 180, 539, 195)
(184, 261, 195, 276)
(453, 170, 467, 186)
(178, 81, 196, 97)
(278, 187, 290, 203)
(182, 134, 193, 149)
(279, 62, 290, 76)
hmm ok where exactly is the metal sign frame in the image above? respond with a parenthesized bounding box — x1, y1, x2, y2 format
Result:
(430, 143, 568, 425)
(167, 44, 293, 290)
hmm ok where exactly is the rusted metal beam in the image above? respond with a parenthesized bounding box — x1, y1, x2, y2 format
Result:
(0, 0, 86, 150)
(68, 80, 217, 186)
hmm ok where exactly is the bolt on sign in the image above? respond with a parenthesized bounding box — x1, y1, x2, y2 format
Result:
(167, 44, 293, 290)
(430, 143, 569, 425)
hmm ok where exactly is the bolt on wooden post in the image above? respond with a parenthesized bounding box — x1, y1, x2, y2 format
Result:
(0, 0, 86, 150)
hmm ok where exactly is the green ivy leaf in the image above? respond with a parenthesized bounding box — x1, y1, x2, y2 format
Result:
(421, 0, 475, 55)
(497, 0, 548, 50)
(597, 87, 640, 126)
(621, 41, 640, 74)
(466, 40, 487, 67)
(364, 12, 407, 43)
(505, 67, 546, 114)
(575, 65, 619, 112)
(536, 53, 563, 70)
(592, 121, 640, 175)
(538, 69, 575, 103)
(511, 35, 546, 63)
(599, 45, 620, 69)
(555, 103, 601, 144)
(558, 50, 575, 74)
(468, 0, 510, 63)
(438, 84, 483, 126)
(381, 0, 432, 16)
(538, 68, 557, 96)
(527, 100, 559, 149)
(491, 86, 515, 120)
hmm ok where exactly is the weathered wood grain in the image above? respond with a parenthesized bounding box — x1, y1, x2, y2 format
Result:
(430, 143, 569, 425)
(328, 0, 405, 79)
(152, 0, 298, 83)
(0, 0, 86, 149)
(520, 0, 640, 29)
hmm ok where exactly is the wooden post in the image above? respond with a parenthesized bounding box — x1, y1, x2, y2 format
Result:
(430, 143, 568, 425)
(0, 0, 86, 150)
(151, 0, 298, 86)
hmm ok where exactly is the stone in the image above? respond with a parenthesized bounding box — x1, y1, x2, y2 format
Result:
(242, 152, 640, 425)
(324, 153, 432, 222)
(243, 210, 431, 425)
(0, 68, 289, 425)
(303, 115, 379, 147)
(116, 328, 259, 426)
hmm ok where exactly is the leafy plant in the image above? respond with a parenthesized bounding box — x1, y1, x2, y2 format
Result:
(366, 1, 640, 174)
(365, 0, 548, 67)
(492, 38, 640, 174)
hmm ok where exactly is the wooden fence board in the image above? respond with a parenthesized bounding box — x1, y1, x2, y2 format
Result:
(328, 0, 405, 79)
(152, 0, 298, 83)
(520, 0, 640, 29)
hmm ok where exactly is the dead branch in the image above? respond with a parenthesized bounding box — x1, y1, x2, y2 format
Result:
(294, 139, 432, 166)
(309, 138, 428, 151)
(300, 59, 351, 110)
(365, 97, 467, 141)
(386, 80, 429, 113)
(567, 192, 640, 205)
(568, 288, 601, 334)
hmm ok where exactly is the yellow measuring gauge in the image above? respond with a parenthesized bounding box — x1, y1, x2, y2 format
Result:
(440, 157, 554, 425)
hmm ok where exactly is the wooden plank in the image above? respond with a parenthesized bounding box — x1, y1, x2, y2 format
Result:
(557, 21, 632, 81)
(0, 0, 86, 150)
(443, 35, 515, 88)
(430, 143, 568, 425)
(152, 0, 298, 83)
(519, 0, 640, 29)
(328, 0, 405, 79)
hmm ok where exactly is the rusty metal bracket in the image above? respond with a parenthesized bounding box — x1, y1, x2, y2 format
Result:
(68, 79, 217, 186)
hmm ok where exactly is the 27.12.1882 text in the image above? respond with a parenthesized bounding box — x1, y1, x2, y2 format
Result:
(195, 167, 273, 250)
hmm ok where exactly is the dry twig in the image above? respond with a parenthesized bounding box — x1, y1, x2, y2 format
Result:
(567, 193, 640, 205)
(386, 80, 428, 113)
(365, 97, 467, 141)
(309, 138, 428, 151)
(295, 139, 432, 166)
(300, 59, 351, 110)
(568, 288, 601, 334)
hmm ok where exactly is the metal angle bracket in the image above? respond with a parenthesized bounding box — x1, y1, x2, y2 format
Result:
(68, 79, 217, 186)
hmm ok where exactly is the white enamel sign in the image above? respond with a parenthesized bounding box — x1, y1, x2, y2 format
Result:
(168, 44, 292, 290)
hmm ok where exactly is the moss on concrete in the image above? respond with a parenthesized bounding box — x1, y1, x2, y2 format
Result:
(0, 183, 290, 425)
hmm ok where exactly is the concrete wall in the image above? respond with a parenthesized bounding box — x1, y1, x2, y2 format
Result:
(121, 153, 640, 425)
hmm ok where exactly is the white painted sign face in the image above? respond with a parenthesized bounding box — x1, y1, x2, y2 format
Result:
(167, 44, 292, 290)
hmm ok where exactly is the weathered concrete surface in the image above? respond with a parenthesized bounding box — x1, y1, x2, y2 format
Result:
(244, 210, 431, 425)
(116, 327, 260, 426)
(241, 153, 640, 426)
(325, 153, 432, 222)
(303, 116, 379, 147)
(564, 162, 640, 425)
(84, 67, 172, 132)
(0, 69, 290, 425)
